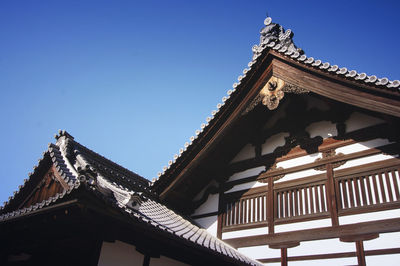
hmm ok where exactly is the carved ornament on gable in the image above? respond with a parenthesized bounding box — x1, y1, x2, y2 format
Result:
(314, 149, 346, 171)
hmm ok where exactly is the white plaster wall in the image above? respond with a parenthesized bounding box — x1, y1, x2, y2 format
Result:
(290, 238, 354, 256)
(276, 153, 321, 169)
(336, 138, 392, 155)
(275, 169, 324, 183)
(345, 112, 384, 133)
(335, 153, 396, 171)
(150, 256, 188, 266)
(261, 133, 289, 156)
(193, 215, 218, 236)
(192, 193, 219, 216)
(222, 226, 268, 240)
(228, 166, 266, 182)
(364, 232, 400, 250)
(366, 254, 400, 266)
(339, 209, 400, 225)
(288, 257, 357, 266)
(306, 120, 337, 139)
(306, 96, 330, 111)
(231, 144, 255, 163)
(224, 181, 266, 194)
(98, 241, 144, 266)
(274, 218, 332, 233)
(238, 245, 280, 260)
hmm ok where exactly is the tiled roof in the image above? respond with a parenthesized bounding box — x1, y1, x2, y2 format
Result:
(0, 130, 261, 266)
(152, 15, 400, 185)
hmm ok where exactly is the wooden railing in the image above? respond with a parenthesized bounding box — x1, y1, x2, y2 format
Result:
(221, 159, 400, 233)
(336, 166, 400, 213)
(275, 181, 328, 221)
(223, 191, 267, 229)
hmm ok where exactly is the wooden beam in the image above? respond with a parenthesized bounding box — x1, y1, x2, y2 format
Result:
(356, 241, 366, 266)
(224, 217, 400, 248)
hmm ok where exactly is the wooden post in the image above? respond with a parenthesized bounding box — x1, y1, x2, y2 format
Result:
(281, 248, 287, 266)
(142, 255, 150, 266)
(326, 164, 339, 226)
(355, 241, 366, 266)
(267, 176, 274, 234)
(217, 189, 224, 239)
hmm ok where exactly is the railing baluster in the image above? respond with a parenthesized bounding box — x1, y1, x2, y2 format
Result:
(378, 173, 387, 203)
(353, 177, 361, 207)
(315, 185, 320, 213)
(391, 170, 400, 200)
(359, 176, 367, 206)
(309, 186, 314, 214)
(348, 178, 355, 208)
(385, 171, 394, 202)
(299, 188, 303, 215)
(320, 184, 326, 212)
(365, 175, 374, 206)
(342, 180, 348, 209)
(372, 174, 380, 204)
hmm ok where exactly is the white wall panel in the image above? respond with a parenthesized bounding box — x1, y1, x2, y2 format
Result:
(335, 154, 396, 171)
(193, 216, 218, 236)
(345, 112, 383, 133)
(193, 193, 219, 216)
(98, 241, 144, 266)
(228, 166, 266, 182)
(364, 232, 400, 250)
(306, 121, 337, 139)
(339, 209, 400, 225)
(224, 181, 266, 194)
(366, 254, 400, 265)
(290, 238, 354, 256)
(336, 138, 392, 155)
(288, 257, 356, 266)
(238, 245, 280, 260)
(261, 133, 289, 155)
(277, 153, 321, 169)
(275, 218, 331, 233)
(231, 144, 255, 163)
(276, 169, 325, 183)
(222, 226, 268, 240)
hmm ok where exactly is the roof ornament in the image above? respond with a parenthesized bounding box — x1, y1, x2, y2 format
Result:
(252, 16, 303, 59)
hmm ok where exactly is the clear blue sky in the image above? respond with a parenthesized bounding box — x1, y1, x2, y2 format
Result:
(1, 0, 399, 205)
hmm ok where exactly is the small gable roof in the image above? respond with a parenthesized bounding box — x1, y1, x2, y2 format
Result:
(0, 130, 261, 266)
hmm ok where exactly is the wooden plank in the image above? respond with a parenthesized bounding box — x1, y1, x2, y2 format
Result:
(304, 187, 309, 215)
(326, 164, 338, 226)
(353, 177, 361, 207)
(385, 171, 394, 202)
(372, 174, 381, 204)
(281, 248, 287, 266)
(378, 173, 387, 203)
(294, 189, 298, 216)
(224, 217, 400, 248)
(314, 185, 320, 213)
(341, 180, 349, 209)
(348, 178, 355, 208)
(289, 190, 294, 217)
(268, 176, 274, 233)
(319, 184, 326, 212)
(258, 247, 400, 263)
(309, 187, 314, 214)
(356, 241, 366, 266)
(235, 200, 239, 225)
(391, 169, 400, 200)
(299, 188, 303, 215)
(279, 191, 283, 219)
(365, 175, 374, 205)
(359, 176, 368, 206)
(285, 191, 289, 218)
(252, 197, 255, 223)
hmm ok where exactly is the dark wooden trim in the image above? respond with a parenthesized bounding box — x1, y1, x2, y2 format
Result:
(225, 143, 398, 189)
(142, 255, 150, 266)
(228, 123, 394, 174)
(356, 241, 366, 266)
(191, 211, 219, 219)
(340, 233, 379, 242)
(326, 164, 339, 226)
(275, 212, 330, 225)
(222, 221, 268, 232)
(258, 247, 400, 263)
(271, 53, 400, 117)
(281, 248, 287, 266)
(224, 217, 400, 248)
(224, 185, 267, 199)
(267, 176, 274, 234)
(217, 189, 224, 239)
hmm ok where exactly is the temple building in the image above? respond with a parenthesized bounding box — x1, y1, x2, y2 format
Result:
(1, 16, 399, 266)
